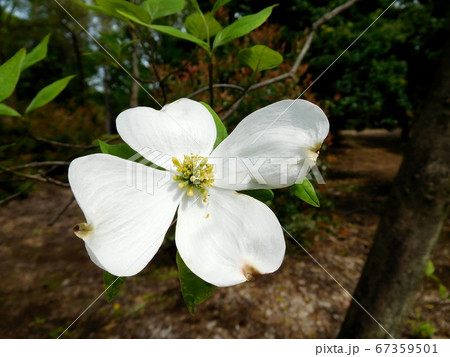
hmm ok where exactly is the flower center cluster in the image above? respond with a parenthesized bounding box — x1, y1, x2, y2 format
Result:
(172, 155, 214, 199)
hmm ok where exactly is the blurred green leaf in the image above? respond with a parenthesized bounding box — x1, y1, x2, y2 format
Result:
(213, 5, 276, 49)
(425, 260, 435, 277)
(0, 48, 26, 102)
(100, 33, 122, 58)
(96, 0, 150, 23)
(73, 0, 128, 20)
(176, 251, 216, 315)
(121, 40, 139, 56)
(143, 0, 185, 21)
(0, 143, 16, 153)
(291, 178, 320, 207)
(103, 271, 125, 302)
(25, 75, 75, 114)
(438, 284, 449, 300)
(211, 0, 231, 15)
(200, 102, 227, 149)
(240, 189, 274, 202)
(21, 34, 50, 72)
(0, 103, 21, 117)
(185, 12, 222, 40)
(238, 45, 283, 72)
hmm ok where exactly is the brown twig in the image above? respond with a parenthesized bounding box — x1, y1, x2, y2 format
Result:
(8, 161, 70, 171)
(48, 195, 75, 226)
(0, 182, 34, 205)
(187, 84, 245, 99)
(0, 167, 70, 188)
(33, 137, 93, 149)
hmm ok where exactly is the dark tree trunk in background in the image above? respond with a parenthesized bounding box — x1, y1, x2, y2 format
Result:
(104, 66, 114, 134)
(338, 22, 450, 338)
(129, 27, 139, 108)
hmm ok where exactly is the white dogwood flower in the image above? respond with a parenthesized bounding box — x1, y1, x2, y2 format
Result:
(68, 98, 329, 287)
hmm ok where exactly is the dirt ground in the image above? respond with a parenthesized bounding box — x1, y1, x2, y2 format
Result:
(0, 129, 448, 338)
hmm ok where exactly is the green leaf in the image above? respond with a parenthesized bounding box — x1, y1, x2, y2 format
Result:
(96, 0, 150, 23)
(176, 251, 216, 315)
(95, 139, 138, 159)
(100, 33, 122, 58)
(143, 0, 185, 21)
(147, 24, 210, 52)
(211, 0, 231, 15)
(425, 260, 435, 277)
(238, 45, 283, 72)
(103, 271, 125, 302)
(21, 34, 50, 72)
(95, 139, 163, 168)
(73, 0, 128, 20)
(0, 103, 21, 117)
(240, 189, 274, 202)
(200, 102, 227, 148)
(25, 75, 75, 114)
(0, 143, 16, 154)
(438, 284, 449, 300)
(213, 5, 276, 49)
(185, 12, 223, 40)
(0, 48, 26, 102)
(291, 178, 320, 207)
(121, 40, 139, 56)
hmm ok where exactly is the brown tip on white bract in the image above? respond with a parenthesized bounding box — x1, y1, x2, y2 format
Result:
(73, 222, 93, 240)
(242, 264, 260, 281)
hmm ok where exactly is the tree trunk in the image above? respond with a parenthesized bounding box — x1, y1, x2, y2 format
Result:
(129, 27, 139, 108)
(338, 24, 450, 338)
(104, 66, 114, 134)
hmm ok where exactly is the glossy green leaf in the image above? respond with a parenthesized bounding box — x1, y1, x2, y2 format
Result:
(291, 178, 320, 207)
(425, 260, 435, 277)
(103, 271, 125, 302)
(0, 48, 26, 102)
(147, 24, 210, 52)
(200, 102, 227, 149)
(240, 189, 274, 202)
(0, 103, 21, 117)
(211, 0, 231, 15)
(185, 12, 223, 40)
(213, 5, 276, 49)
(96, 0, 150, 23)
(143, 0, 185, 21)
(176, 251, 216, 315)
(238, 45, 283, 72)
(21, 34, 50, 72)
(25, 75, 75, 114)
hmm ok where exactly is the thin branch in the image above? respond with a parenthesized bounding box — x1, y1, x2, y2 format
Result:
(33, 135, 120, 150)
(0, 182, 34, 205)
(187, 84, 245, 99)
(8, 161, 70, 171)
(34, 137, 93, 148)
(0, 167, 70, 188)
(221, 0, 359, 120)
(48, 195, 75, 226)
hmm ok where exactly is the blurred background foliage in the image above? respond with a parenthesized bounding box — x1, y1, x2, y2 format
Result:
(0, 0, 447, 207)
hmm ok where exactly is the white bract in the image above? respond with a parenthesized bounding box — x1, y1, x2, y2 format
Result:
(68, 98, 329, 287)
